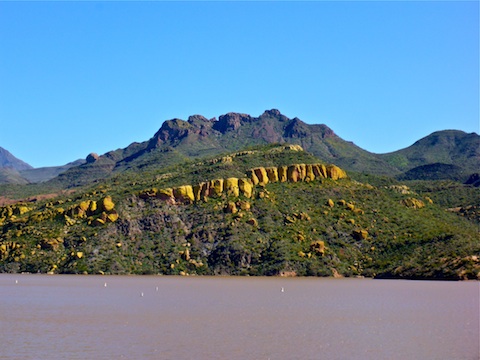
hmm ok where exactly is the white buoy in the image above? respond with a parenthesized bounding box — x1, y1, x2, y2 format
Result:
(281, 287, 284, 293)
(104, 282, 107, 287)
(141, 292, 144, 297)
(15, 279, 18, 284)
(155, 286, 159, 292)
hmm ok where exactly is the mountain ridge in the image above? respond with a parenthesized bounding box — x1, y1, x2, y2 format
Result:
(1, 110, 478, 186)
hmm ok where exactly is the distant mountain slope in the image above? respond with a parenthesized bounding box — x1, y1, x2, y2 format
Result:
(0, 147, 32, 171)
(20, 159, 86, 183)
(380, 130, 480, 176)
(0, 168, 29, 185)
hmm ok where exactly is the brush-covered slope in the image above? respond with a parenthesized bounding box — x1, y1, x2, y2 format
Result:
(1, 145, 478, 279)
(381, 130, 480, 179)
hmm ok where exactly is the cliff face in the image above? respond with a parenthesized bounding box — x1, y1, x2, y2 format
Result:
(139, 163, 348, 204)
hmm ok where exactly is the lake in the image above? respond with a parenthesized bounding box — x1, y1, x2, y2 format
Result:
(0, 275, 478, 359)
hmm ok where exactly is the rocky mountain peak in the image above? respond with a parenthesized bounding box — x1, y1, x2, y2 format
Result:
(213, 112, 252, 133)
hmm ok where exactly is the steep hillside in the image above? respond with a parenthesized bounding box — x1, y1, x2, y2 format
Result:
(1, 145, 478, 279)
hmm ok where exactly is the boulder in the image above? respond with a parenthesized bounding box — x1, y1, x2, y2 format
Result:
(238, 178, 253, 198)
(225, 201, 238, 214)
(265, 167, 279, 182)
(224, 178, 240, 197)
(106, 211, 119, 223)
(326, 165, 347, 180)
(78, 201, 90, 212)
(237, 200, 251, 211)
(352, 229, 369, 240)
(247, 218, 258, 227)
(86, 153, 99, 163)
(310, 240, 325, 255)
(327, 199, 335, 208)
(100, 196, 115, 211)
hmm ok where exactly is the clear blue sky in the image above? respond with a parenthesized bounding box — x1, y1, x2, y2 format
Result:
(1, 1, 478, 168)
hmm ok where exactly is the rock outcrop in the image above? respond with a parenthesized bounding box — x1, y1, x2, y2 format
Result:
(140, 163, 347, 204)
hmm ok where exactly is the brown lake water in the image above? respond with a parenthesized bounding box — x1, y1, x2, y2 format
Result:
(0, 275, 478, 360)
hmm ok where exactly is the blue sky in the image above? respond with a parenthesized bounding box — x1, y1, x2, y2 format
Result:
(0, 1, 478, 168)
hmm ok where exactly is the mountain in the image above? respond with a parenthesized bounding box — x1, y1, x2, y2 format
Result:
(49, 110, 401, 188)
(2, 110, 478, 189)
(380, 130, 480, 179)
(1, 145, 478, 279)
(0, 147, 32, 171)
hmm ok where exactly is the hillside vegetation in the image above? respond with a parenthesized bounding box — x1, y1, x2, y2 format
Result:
(1, 145, 478, 279)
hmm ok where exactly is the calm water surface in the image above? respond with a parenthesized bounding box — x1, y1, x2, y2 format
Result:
(0, 275, 478, 360)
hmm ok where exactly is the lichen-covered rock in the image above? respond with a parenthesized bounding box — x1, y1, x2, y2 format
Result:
(237, 200, 251, 211)
(210, 179, 224, 197)
(89, 200, 97, 214)
(100, 196, 115, 211)
(107, 211, 119, 223)
(326, 165, 347, 180)
(93, 218, 105, 226)
(253, 167, 269, 185)
(278, 166, 288, 182)
(193, 183, 203, 201)
(173, 185, 195, 202)
(287, 164, 301, 182)
(265, 167, 279, 182)
(78, 201, 90, 211)
(312, 164, 327, 178)
(247, 218, 258, 227)
(298, 164, 307, 181)
(238, 178, 253, 198)
(305, 164, 315, 182)
(225, 201, 238, 214)
(310, 240, 325, 255)
(157, 188, 174, 202)
(224, 178, 240, 197)
(40, 238, 64, 251)
(401, 198, 425, 209)
(246, 169, 260, 185)
(352, 229, 369, 240)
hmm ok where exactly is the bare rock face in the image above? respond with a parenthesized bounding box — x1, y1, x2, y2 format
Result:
(225, 178, 240, 197)
(86, 153, 99, 163)
(214, 112, 252, 133)
(326, 165, 347, 180)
